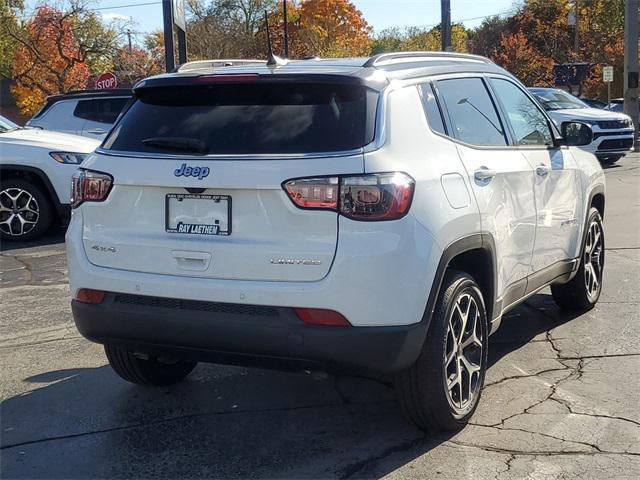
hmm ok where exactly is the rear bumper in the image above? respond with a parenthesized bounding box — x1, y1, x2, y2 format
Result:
(72, 293, 427, 374)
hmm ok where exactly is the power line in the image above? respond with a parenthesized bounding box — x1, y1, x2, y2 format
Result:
(91, 2, 162, 12)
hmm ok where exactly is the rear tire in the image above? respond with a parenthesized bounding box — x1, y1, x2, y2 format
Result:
(395, 270, 488, 432)
(105, 346, 197, 386)
(0, 179, 52, 241)
(551, 207, 604, 311)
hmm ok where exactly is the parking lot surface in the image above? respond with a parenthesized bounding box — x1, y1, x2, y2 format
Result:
(1, 154, 639, 479)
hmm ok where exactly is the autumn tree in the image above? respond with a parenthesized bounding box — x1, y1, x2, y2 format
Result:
(296, 0, 372, 57)
(186, 0, 277, 60)
(9, 5, 90, 115)
(467, 15, 508, 58)
(492, 31, 554, 86)
(5, 1, 128, 115)
(112, 46, 163, 87)
(372, 24, 468, 54)
(470, 0, 625, 98)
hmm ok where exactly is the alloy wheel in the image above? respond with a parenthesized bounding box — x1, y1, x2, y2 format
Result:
(444, 291, 484, 412)
(0, 188, 40, 237)
(583, 219, 604, 302)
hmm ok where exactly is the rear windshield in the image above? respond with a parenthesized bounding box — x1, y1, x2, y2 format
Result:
(102, 83, 378, 155)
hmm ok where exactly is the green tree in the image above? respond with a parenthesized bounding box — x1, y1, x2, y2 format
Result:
(372, 24, 468, 54)
(0, 0, 25, 78)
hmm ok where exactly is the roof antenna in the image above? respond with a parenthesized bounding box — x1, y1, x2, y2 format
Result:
(264, 10, 286, 67)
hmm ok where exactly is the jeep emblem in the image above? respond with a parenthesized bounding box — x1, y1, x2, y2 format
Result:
(174, 163, 210, 180)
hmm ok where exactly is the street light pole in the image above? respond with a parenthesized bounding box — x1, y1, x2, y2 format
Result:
(624, 0, 639, 151)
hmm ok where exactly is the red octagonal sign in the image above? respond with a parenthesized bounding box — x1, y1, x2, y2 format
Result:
(95, 72, 118, 90)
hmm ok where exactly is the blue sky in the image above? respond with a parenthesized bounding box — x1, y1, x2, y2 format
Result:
(26, 0, 518, 41)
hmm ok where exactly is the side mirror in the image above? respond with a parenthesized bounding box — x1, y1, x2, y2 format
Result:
(561, 122, 593, 146)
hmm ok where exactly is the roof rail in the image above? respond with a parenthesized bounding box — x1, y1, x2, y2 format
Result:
(363, 51, 492, 68)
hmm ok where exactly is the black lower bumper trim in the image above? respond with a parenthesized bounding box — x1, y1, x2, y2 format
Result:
(72, 293, 427, 374)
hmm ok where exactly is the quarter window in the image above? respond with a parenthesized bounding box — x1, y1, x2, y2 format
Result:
(490, 79, 554, 146)
(418, 84, 446, 135)
(436, 77, 507, 146)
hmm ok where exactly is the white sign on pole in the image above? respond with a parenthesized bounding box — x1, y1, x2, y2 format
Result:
(173, 0, 186, 31)
(603, 66, 614, 83)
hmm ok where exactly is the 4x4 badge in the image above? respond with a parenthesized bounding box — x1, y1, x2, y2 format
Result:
(174, 163, 210, 180)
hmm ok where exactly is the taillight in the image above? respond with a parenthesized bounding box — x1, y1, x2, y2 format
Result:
(283, 177, 339, 209)
(294, 308, 351, 327)
(71, 169, 113, 208)
(283, 172, 414, 221)
(75, 288, 106, 304)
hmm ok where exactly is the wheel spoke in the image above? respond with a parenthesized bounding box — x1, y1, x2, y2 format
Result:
(447, 371, 460, 391)
(0, 214, 15, 234)
(460, 352, 481, 376)
(445, 348, 456, 367)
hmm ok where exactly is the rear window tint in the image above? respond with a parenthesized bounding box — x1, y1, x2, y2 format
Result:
(74, 98, 130, 124)
(103, 83, 378, 155)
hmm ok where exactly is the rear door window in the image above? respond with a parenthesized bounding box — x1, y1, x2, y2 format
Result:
(435, 77, 507, 147)
(74, 98, 129, 124)
(103, 83, 378, 155)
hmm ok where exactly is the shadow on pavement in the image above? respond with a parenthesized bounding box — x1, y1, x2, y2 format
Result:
(0, 293, 584, 479)
(0, 228, 66, 252)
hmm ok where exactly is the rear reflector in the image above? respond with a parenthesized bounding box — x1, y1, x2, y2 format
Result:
(76, 289, 106, 304)
(283, 172, 415, 221)
(294, 308, 351, 327)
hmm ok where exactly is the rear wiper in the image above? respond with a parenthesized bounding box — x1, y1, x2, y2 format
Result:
(142, 137, 208, 154)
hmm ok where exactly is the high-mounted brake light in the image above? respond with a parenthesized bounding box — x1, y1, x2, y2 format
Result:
(197, 74, 261, 83)
(294, 308, 351, 327)
(71, 169, 113, 208)
(283, 172, 415, 221)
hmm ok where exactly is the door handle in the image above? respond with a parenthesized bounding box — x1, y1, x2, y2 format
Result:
(474, 168, 497, 182)
(87, 128, 106, 135)
(535, 164, 550, 177)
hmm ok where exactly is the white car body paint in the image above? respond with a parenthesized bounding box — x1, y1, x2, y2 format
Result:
(66, 67, 605, 333)
(0, 126, 99, 204)
(543, 106, 633, 159)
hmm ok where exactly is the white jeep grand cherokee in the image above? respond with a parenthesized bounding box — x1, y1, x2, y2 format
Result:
(66, 52, 606, 432)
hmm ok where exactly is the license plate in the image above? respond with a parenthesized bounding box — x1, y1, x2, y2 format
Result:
(165, 194, 231, 236)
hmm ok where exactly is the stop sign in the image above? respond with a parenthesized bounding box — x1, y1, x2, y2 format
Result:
(95, 72, 118, 90)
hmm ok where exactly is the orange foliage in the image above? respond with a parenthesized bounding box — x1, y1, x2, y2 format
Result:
(297, 0, 372, 57)
(492, 31, 555, 87)
(263, 0, 371, 59)
(10, 6, 89, 115)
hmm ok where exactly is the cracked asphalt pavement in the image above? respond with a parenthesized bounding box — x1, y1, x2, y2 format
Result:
(1, 154, 639, 479)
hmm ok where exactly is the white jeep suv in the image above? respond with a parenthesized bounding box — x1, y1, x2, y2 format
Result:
(66, 52, 606, 432)
(0, 115, 99, 240)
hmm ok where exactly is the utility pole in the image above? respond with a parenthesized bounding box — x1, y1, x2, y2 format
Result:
(574, 0, 579, 53)
(162, 0, 175, 72)
(127, 29, 132, 54)
(441, 0, 451, 52)
(283, 0, 289, 58)
(624, 0, 639, 151)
